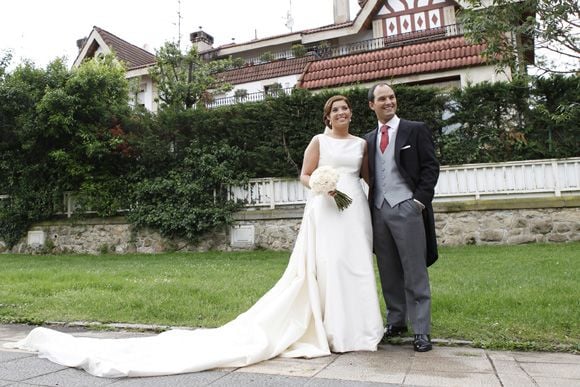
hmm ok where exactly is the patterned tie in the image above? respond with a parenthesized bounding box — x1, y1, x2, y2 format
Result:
(380, 124, 389, 153)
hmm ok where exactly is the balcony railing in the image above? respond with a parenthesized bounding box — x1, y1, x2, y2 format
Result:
(316, 23, 464, 59)
(206, 88, 293, 109)
(222, 24, 465, 66)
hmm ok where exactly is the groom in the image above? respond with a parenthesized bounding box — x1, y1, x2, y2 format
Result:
(365, 83, 439, 352)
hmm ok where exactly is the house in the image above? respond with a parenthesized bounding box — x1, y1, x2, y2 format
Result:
(207, 0, 511, 106)
(74, 0, 525, 111)
(73, 26, 158, 112)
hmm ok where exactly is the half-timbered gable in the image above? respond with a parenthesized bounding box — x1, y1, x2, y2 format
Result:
(375, 0, 459, 37)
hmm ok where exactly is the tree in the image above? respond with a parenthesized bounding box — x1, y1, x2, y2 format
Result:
(39, 55, 133, 216)
(460, 0, 580, 76)
(0, 50, 11, 80)
(0, 55, 134, 247)
(0, 59, 72, 247)
(150, 42, 237, 109)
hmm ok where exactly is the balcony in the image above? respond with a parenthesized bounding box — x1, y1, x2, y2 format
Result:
(205, 87, 294, 109)
(219, 24, 465, 66)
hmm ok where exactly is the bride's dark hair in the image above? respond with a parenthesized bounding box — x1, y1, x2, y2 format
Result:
(323, 95, 351, 128)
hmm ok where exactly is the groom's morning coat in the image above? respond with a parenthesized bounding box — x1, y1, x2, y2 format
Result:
(365, 119, 440, 266)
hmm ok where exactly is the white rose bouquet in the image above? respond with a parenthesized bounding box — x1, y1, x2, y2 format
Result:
(309, 166, 353, 211)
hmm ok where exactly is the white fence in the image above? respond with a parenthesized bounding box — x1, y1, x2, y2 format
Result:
(228, 178, 310, 209)
(229, 158, 580, 208)
(435, 158, 580, 201)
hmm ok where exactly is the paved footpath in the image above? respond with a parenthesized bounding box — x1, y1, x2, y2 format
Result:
(0, 324, 578, 387)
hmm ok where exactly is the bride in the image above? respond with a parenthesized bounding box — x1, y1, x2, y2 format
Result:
(5, 95, 384, 378)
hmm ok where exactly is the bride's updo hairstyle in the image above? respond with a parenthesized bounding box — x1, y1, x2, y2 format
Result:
(323, 95, 351, 128)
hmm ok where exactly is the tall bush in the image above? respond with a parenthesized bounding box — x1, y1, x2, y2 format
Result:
(440, 79, 530, 164)
(0, 56, 133, 246)
(526, 75, 580, 159)
(127, 142, 246, 241)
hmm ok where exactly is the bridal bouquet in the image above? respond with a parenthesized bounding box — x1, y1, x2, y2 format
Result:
(309, 166, 352, 211)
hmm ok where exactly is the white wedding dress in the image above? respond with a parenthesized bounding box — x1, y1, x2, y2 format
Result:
(5, 134, 384, 378)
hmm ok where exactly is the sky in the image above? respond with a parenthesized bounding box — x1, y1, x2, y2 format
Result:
(1, 0, 360, 69)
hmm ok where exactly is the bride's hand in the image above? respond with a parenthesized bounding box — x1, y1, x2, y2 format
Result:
(328, 190, 337, 197)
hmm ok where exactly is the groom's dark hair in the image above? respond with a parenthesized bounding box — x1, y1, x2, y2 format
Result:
(368, 82, 392, 102)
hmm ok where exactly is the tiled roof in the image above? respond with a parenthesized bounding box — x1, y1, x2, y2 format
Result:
(217, 55, 316, 85)
(298, 36, 486, 89)
(94, 27, 156, 69)
(300, 21, 353, 34)
(210, 21, 354, 53)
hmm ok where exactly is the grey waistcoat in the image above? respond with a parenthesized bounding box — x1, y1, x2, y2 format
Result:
(373, 130, 413, 209)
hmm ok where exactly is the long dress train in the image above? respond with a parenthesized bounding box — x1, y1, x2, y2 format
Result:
(5, 134, 383, 377)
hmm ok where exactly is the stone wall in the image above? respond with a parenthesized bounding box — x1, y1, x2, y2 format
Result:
(434, 197, 579, 246)
(2, 198, 578, 254)
(435, 208, 579, 245)
(5, 217, 230, 255)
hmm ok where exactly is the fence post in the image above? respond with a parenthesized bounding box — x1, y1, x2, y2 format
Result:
(64, 192, 73, 218)
(473, 167, 480, 200)
(552, 161, 561, 197)
(269, 178, 275, 209)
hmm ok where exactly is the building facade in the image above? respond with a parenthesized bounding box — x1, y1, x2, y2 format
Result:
(75, 0, 522, 112)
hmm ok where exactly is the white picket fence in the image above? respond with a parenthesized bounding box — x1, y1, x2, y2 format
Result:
(229, 158, 580, 208)
(435, 158, 579, 201)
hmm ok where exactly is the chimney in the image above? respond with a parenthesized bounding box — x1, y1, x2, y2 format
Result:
(333, 0, 350, 24)
(76, 37, 88, 51)
(190, 29, 214, 53)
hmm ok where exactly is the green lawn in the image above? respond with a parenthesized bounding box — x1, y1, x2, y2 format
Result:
(430, 243, 579, 352)
(1, 242, 578, 352)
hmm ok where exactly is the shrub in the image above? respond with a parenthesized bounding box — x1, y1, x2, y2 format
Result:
(291, 44, 307, 58)
(127, 142, 247, 242)
(259, 51, 275, 63)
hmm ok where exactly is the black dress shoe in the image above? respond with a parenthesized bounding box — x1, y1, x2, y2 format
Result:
(413, 334, 433, 352)
(384, 325, 408, 339)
